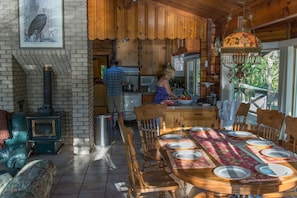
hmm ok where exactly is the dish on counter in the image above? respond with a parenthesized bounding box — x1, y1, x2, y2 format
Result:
(190, 126, 212, 131)
(173, 150, 202, 160)
(255, 163, 293, 177)
(167, 141, 195, 149)
(227, 131, 254, 138)
(197, 102, 211, 106)
(160, 100, 177, 106)
(213, 166, 251, 180)
(260, 148, 293, 159)
(161, 134, 184, 140)
(246, 139, 274, 147)
(177, 100, 193, 105)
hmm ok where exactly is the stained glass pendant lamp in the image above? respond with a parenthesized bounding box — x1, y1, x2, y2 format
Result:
(220, 0, 262, 83)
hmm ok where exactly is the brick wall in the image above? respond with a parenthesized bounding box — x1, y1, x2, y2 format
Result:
(0, 0, 94, 154)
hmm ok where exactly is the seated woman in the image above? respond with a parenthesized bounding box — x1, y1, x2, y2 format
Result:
(153, 66, 177, 104)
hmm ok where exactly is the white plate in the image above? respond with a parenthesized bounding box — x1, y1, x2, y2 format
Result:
(261, 149, 293, 159)
(190, 126, 211, 131)
(246, 139, 274, 147)
(255, 163, 293, 177)
(227, 131, 254, 138)
(178, 100, 193, 105)
(213, 166, 251, 180)
(173, 150, 203, 160)
(161, 134, 184, 140)
(167, 141, 195, 149)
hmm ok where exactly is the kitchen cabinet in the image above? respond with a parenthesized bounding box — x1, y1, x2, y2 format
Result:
(94, 84, 108, 115)
(139, 39, 166, 75)
(185, 39, 200, 53)
(164, 110, 183, 128)
(116, 39, 139, 66)
(164, 106, 218, 129)
(142, 93, 155, 104)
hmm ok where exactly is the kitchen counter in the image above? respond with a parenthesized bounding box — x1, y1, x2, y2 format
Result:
(141, 92, 156, 104)
(164, 104, 219, 129)
(166, 104, 216, 110)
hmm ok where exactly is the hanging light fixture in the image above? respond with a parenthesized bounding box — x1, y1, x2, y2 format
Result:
(220, 0, 262, 83)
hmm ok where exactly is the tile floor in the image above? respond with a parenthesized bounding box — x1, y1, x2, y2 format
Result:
(27, 121, 136, 198)
(28, 121, 196, 198)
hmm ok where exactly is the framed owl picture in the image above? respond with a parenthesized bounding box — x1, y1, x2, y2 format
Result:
(19, 0, 63, 48)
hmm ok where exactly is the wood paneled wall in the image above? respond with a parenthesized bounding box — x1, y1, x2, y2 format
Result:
(88, 0, 207, 41)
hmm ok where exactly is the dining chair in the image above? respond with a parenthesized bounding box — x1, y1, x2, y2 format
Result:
(233, 103, 250, 131)
(134, 103, 167, 170)
(255, 108, 285, 144)
(283, 115, 297, 152)
(118, 121, 125, 143)
(261, 190, 297, 198)
(258, 115, 297, 198)
(122, 125, 179, 198)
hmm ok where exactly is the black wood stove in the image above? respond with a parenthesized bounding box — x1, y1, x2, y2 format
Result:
(27, 65, 64, 154)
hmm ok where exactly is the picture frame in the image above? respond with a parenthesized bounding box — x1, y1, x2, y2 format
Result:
(19, 0, 63, 48)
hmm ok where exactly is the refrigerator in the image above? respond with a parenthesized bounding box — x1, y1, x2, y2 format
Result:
(184, 54, 200, 97)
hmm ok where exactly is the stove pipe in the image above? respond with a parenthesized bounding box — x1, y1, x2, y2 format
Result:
(38, 65, 53, 115)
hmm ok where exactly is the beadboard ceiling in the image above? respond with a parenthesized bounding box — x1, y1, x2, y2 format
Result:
(13, 53, 71, 75)
(141, 0, 297, 42)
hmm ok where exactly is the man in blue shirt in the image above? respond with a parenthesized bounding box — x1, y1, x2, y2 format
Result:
(103, 60, 126, 125)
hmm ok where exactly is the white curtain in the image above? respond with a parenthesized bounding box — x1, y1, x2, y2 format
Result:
(278, 45, 297, 139)
(278, 46, 297, 116)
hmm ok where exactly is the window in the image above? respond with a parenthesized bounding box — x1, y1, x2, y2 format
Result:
(234, 50, 280, 114)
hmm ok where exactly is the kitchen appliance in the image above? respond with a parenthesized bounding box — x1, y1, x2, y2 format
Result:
(140, 76, 158, 92)
(118, 66, 140, 92)
(184, 54, 200, 98)
(124, 83, 134, 92)
(113, 92, 142, 121)
(27, 65, 64, 154)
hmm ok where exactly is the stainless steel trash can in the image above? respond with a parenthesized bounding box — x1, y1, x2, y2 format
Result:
(94, 114, 112, 146)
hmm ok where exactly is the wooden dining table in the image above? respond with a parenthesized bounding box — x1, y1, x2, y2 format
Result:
(156, 127, 297, 198)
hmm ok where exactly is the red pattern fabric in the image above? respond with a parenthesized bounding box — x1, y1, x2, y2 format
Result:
(166, 149, 216, 169)
(190, 130, 281, 183)
(246, 145, 297, 164)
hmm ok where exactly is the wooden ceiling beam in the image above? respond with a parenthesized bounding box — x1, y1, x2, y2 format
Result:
(224, 0, 297, 33)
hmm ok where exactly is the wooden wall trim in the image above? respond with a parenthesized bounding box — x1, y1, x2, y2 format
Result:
(88, 0, 207, 41)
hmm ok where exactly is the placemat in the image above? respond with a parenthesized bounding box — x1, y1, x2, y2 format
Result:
(167, 149, 216, 169)
(245, 145, 297, 164)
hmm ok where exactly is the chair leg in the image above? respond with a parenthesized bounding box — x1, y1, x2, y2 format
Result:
(170, 190, 177, 198)
(193, 192, 207, 198)
(127, 188, 132, 198)
(158, 192, 166, 197)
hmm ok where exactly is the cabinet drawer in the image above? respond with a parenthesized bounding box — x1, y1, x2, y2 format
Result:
(165, 107, 218, 129)
(142, 94, 155, 104)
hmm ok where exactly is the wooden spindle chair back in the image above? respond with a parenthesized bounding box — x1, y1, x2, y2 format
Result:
(122, 125, 179, 198)
(134, 104, 167, 169)
(256, 108, 285, 144)
(284, 116, 297, 152)
(233, 103, 250, 131)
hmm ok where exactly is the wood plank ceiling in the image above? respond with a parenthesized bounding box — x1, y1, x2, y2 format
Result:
(142, 0, 297, 42)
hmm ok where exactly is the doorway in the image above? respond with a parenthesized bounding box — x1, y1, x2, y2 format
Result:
(93, 56, 108, 83)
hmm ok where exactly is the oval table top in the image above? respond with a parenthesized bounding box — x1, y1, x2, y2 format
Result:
(156, 128, 297, 197)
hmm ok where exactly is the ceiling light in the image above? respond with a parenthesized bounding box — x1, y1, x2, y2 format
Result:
(219, 0, 262, 83)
